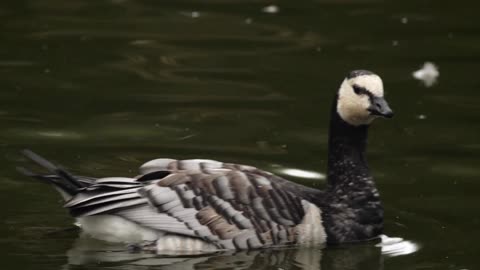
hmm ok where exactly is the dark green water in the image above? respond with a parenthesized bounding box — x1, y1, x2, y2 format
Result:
(1, 0, 479, 269)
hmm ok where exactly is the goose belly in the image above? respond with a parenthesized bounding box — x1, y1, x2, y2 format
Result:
(155, 235, 218, 254)
(77, 215, 162, 243)
(76, 215, 218, 253)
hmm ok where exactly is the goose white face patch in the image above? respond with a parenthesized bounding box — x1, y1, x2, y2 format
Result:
(337, 74, 384, 126)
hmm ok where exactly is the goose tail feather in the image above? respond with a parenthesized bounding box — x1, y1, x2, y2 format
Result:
(18, 150, 87, 200)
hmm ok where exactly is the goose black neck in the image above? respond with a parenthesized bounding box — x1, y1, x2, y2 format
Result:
(321, 95, 383, 245)
(327, 97, 370, 186)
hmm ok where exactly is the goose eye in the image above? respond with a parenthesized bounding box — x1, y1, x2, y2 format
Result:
(352, 85, 363, 95)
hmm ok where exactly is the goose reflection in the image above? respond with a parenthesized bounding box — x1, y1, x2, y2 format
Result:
(64, 234, 418, 270)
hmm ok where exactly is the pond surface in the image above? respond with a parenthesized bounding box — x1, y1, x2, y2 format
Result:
(1, 0, 479, 269)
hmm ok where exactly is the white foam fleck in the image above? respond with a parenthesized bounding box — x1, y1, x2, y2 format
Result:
(262, 5, 279, 14)
(413, 62, 439, 87)
(191, 11, 200, 18)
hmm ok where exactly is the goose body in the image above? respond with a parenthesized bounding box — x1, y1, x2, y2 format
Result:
(20, 70, 393, 253)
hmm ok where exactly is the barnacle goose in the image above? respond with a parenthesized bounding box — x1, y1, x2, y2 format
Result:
(19, 70, 393, 253)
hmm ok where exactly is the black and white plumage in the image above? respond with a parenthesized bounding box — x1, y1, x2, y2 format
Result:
(19, 70, 393, 253)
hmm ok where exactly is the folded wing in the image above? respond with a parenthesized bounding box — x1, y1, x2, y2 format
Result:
(23, 153, 325, 250)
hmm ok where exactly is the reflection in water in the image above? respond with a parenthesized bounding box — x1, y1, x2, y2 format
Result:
(261, 5, 280, 14)
(64, 234, 419, 269)
(277, 168, 326, 180)
(36, 131, 84, 139)
(66, 235, 325, 269)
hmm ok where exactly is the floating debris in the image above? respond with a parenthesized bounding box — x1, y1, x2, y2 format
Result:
(401, 17, 408, 24)
(417, 114, 427, 120)
(245, 17, 253, 24)
(262, 5, 279, 14)
(377, 235, 420, 257)
(392, 40, 399, 46)
(412, 62, 439, 87)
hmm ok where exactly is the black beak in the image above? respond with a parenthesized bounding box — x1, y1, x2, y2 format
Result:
(368, 96, 394, 118)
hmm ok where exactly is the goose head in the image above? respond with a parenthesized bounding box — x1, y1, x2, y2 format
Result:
(336, 70, 394, 126)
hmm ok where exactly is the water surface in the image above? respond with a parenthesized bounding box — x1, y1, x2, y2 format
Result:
(1, 0, 479, 269)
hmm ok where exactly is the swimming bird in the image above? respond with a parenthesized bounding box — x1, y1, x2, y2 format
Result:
(19, 70, 393, 253)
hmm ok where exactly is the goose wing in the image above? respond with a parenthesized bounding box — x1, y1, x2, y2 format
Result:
(64, 159, 325, 249)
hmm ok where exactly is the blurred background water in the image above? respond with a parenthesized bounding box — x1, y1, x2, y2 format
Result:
(1, 0, 479, 269)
